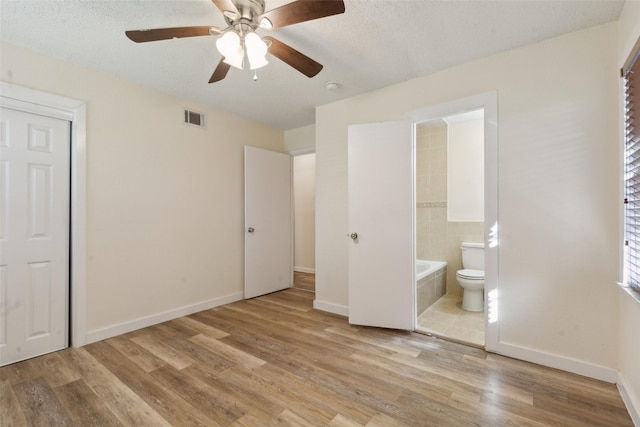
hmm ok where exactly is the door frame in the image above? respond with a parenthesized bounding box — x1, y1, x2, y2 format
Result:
(407, 91, 499, 352)
(1, 82, 87, 347)
(285, 148, 313, 289)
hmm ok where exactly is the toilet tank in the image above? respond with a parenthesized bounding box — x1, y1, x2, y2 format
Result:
(461, 242, 485, 270)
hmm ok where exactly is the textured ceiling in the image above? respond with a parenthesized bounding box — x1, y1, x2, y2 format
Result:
(0, 0, 625, 130)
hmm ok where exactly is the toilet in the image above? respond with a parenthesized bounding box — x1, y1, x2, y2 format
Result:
(456, 242, 485, 312)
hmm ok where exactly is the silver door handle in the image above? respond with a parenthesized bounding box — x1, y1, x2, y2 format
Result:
(350, 232, 358, 240)
(247, 227, 255, 233)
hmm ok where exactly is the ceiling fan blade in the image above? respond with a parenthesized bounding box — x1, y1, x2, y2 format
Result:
(259, 0, 345, 29)
(125, 26, 216, 43)
(211, 0, 239, 16)
(209, 59, 231, 83)
(264, 36, 323, 77)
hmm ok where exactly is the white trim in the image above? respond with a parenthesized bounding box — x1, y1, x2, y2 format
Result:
(86, 292, 244, 344)
(0, 97, 73, 121)
(619, 48, 628, 309)
(620, 282, 640, 304)
(618, 371, 640, 426)
(294, 266, 315, 274)
(0, 81, 88, 348)
(495, 342, 617, 383)
(289, 154, 295, 288)
(313, 299, 349, 317)
(406, 91, 499, 352)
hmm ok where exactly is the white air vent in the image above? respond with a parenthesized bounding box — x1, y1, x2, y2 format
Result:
(184, 109, 205, 128)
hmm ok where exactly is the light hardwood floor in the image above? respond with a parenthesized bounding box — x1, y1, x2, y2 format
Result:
(0, 288, 633, 426)
(293, 271, 315, 293)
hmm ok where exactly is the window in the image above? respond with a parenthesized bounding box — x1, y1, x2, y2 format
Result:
(623, 37, 640, 295)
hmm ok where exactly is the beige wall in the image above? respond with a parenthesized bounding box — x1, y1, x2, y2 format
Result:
(316, 23, 619, 371)
(293, 153, 316, 272)
(1, 42, 284, 335)
(284, 124, 315, 154)
(617, 0, 640, 420)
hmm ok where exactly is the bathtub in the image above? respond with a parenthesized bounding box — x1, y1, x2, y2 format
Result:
(416, 260, 447, 281)
(416, 260, 448, 315)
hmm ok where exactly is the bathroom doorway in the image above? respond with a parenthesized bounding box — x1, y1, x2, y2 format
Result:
(409, 92, 498, 350)
(414, 110, 485, 347)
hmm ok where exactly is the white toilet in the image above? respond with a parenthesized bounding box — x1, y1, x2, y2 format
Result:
(456, 242, 485, 312)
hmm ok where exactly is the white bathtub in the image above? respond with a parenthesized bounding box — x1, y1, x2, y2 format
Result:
(416, 259, 447, 281)
(416, 259, 448, 315)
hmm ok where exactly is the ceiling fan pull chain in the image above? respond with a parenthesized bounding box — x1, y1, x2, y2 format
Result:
(253, 69, 258, 81)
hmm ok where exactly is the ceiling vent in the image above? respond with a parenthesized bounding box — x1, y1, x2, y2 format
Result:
(184, 109, 205, 128)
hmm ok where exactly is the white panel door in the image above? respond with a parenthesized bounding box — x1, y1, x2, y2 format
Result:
(244, 146, 291, 299)
(348, 121, 415, 330)
(0, 107, 70, 366)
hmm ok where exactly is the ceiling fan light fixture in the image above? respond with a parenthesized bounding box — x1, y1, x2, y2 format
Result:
(222, 50, 245, 69)
(217, 31, 244, 69)
(216, 31, 240, 56)
(245, 32, 269, 70)
(248, 54, 269, 70)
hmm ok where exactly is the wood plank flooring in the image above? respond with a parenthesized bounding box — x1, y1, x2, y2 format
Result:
(0, 288, 633, 426)
(292, 271, 315, 292)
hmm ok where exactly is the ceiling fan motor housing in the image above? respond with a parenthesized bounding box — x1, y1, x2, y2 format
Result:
(227, 0, 266, 24)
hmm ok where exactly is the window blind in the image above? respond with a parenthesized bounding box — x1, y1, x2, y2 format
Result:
(624, 38, 640, 294)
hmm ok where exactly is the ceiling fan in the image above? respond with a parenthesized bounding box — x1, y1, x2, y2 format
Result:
(125, 0, 345, 83)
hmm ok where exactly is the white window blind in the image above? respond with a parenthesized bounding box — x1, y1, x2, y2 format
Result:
(624, 38, 640, 295)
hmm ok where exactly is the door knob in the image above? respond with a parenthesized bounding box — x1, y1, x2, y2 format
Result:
(247, 227, 255, 233)
(350, 232, 358, 240)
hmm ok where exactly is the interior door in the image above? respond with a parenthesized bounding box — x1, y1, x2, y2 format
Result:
(348, 121, 415, 329)
(244, 146, 292, 299)
(0, 107, 70, 366)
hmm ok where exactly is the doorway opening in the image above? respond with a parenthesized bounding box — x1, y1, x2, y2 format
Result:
(292, 152, 316, 293)
(414, 109, 485, 347)
(407, 91, 498, 351)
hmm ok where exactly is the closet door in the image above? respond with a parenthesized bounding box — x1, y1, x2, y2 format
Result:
(0, 107, 70, 366)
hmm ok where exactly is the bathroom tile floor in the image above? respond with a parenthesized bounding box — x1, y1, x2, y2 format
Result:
(416, 294, 484, 347)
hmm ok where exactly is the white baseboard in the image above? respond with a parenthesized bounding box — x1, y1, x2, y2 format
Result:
(313, 299, 349, 317)
(618, 372, 640, 426)
(85, 292, 244, 344)
(494, 342, 617, 383)
(294, 266, 315, 274)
